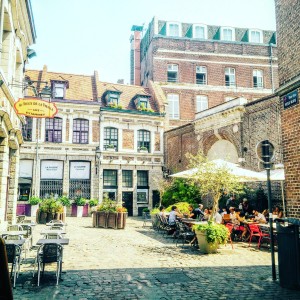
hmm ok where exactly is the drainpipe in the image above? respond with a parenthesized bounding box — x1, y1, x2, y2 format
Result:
(0, 0, 4, 55)
(269, 43, 275, 93)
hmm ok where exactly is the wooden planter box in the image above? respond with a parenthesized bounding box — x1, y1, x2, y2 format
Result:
(92, 212, 127, 229)
(36, 209, 66, 224)
(107, 212, 118, 229)
(117, 212, 128, 229)
(93, 211, 107, 228)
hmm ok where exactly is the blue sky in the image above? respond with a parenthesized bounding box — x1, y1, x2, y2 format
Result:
(29, 0, 276, 84)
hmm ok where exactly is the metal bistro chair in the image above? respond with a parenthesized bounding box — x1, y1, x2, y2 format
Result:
(7, 225, 23, 232)
(21, 224, 33, 250)
(50, 225, 64, 231)
(248, 224, 270, 249)
(44, 233, 63, 240)
(5, 244, 22, 288)
(175, 221, 195, 246)
(142, 212, 152, 228)
(16, 215, 26, 223)
(35, 243, 63, 286)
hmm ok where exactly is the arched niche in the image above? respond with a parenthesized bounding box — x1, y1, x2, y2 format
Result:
(207, 140, 239, 163)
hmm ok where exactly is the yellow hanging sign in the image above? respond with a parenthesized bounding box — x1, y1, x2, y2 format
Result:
(14, 98, 58, 118)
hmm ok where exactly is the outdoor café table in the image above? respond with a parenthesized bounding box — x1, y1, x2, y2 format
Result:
(0, 231, 27, 237)
(4, 239, 26, 246)
(36, 238, 69, 245)
(40, 230, 66, 235)
(181, 219, 207, 226)
(258, 223, 277, 230)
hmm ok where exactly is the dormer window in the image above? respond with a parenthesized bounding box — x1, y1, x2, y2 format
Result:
(51, 80, 68, 99)
(104, 90, 122, 107)
(133, 94, 151, 110)
(249, 29, 263, 43)
(166, 22, 181, 37)
(192, 24, 207, 39)
(221, 27, 235, 41)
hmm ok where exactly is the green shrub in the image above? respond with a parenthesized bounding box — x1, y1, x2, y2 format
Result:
(165, 202, 191, 214)
(97, 198, 117, 212)
(40, 198, 63, 213)
(74, 197, 86, 206)
(89, 199, 98, 207)
(193, 221, 229, 245)
(58, 196, 71, 207)
(142, 207, 150, 212)
(29, 196, 42, 205)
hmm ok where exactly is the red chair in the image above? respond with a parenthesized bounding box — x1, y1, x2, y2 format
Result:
(248, 224, 269, 249)
(225, 223, 234, 249)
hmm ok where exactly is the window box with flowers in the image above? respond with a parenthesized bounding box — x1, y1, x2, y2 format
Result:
(105, 144, 116, 151)
(138, 146, 149, 153)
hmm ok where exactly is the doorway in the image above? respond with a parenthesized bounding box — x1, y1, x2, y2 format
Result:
(122, 192, 133, 216)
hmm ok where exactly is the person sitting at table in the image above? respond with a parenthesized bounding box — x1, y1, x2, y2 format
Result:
(168, 206, 183, 227)
(208, 207, 222, 224)
(253, 209, 267, 224)
(220, 207, 228, 217)
(159, 205, 166, 218)
(202, 207, 210, 220)
(195, 204, 204, 220)
(241, 198, 253, 215)
(229, 207, 236, 222)
(187, 205, 199, 220)
(273, 206, 283, 219)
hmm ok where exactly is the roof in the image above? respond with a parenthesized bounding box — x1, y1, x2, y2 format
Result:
(25, 66, 161, 112)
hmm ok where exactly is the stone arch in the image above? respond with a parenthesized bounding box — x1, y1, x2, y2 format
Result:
(207, 140, 239, 163)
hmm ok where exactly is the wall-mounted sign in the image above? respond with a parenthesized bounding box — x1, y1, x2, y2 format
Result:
(19, 160, 33, 178)
(41, 160, 63, 179)
(14, 98, 58, 118)
(70, 161, 90, 179)
(282, 90, 298, 110)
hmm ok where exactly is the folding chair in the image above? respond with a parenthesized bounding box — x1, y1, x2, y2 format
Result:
(35, 243, 63, 286)
(248, 224, 270, 249)
(5, 244, 22, 288)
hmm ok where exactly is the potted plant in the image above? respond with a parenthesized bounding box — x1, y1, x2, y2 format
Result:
(187, 152, 241, 253)
(28, 196, 42, 218)
(106, 144, 116, 151)
(116, 206, 128, 229)
(193, 221, 229, 253)
(89, 199, 99, 215)
(138, 146, 148, 153)
(38, 197, 64, 224)
(74, 197, 86, 217)
(58, 195, 71, 216)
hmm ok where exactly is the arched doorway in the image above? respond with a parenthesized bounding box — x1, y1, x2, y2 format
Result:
(207, 140, 239, 163)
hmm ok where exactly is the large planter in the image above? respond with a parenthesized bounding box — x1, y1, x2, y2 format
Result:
(117, 212, 128, 229)
(107, 212, 118, 229)
(195, 229, 219, 254)
(30, 205, 39, 217)
(76, 206, 84, 217)
(36, 209, 66, 224)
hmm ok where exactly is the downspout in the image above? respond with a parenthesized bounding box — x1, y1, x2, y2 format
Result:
(0, 0, 5, 55)
(269, 43, 275, 93)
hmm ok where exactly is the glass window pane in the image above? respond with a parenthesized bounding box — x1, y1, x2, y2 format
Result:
(137, 171, 148, 187)
(103, 170, 117, 187)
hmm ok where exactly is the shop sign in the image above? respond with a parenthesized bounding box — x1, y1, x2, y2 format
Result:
(282, 90, 298, 109)
(19, 160, 33, 178)
(41, 160, 63, 179)
(70, 161, 90, 179)
(14, 98, 58, 118)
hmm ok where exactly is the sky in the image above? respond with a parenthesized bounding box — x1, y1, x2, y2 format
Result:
(29, 0, 276, 84)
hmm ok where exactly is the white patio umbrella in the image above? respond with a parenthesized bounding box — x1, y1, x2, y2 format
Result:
(170, 159, 266, 182)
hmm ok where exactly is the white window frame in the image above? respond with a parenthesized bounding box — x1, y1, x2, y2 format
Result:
(196, 66, 207, 85)
(53, 83, 65, 98)
(253, 69, 264, 88)
(192, 24, 207, 39)
(167, 64, 179, 83)
(166, 22, 181, 37)
(221, 27, 235, 41)
(196, 95, 208, 112)
(249, 29, 263, 43)
(137, 189, 148, 203)
(225, 67, 236, 87)
(167, 94, 180, 119)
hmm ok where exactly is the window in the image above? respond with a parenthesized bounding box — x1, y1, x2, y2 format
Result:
(138, 97, 149, 108)
(137, 190, 148, 203)
(168, 94, 180, 119)
(137, 171, 148, 187)
(122, 170, 133, 188)
(196, 66, 207, 85)
(103, 170, 117, 187)
(225, 68, 236, 86)
(167, 22, 181, 37)
(22, 117, 33, 141)
(137, 130, 150, 152)
(104, 127, 118, 150)
(104, 90, 121, 107)
(45, 117, 62, 143)
(73, 119, 89, 144)
(167, 64, 178, 83)
(193, 24, 207, 39)
(253, 70, 263, 88)
(249, 30, 263, 43)
(196, 95, 208, 112)
(53, 83, 65, 99)
(221, 27, 235, 41)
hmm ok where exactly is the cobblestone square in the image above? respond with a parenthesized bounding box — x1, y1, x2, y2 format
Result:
(11, 217, 300, 300)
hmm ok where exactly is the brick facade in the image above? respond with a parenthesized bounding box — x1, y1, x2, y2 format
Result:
(275, 0, 300, 218)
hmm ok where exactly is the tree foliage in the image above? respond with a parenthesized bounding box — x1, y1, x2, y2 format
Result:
(187, 152, 242, 220)
(161, 178, 201, 207)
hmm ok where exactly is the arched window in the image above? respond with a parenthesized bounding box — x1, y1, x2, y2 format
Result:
(73, 118, 89, 144)
(104, 127, 118, 150)
(137, 130, 150, 152)
(45, 117, 62, 143)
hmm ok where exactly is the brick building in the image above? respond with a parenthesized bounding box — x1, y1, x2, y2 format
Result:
(0, 0, 36, 228)
(131, 17, 278, 129)
(19, 66, 165, 216)
(275, 0, 300, 218)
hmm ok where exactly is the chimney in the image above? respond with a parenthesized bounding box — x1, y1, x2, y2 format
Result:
(130, 25, 143, 86)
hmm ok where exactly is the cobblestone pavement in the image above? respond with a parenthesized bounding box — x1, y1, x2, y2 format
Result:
(11, 217, 300, 300)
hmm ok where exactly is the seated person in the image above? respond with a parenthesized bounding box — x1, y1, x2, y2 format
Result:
(241, 198, 253, 215)
(253, 209, 267, 224)
(229, 207, 237, 223)
(220, 207, 228, 217)
(188, 204, 199, 219)
(273, 206, 283, 219)
(195, 204, 204, 220)
(202, 208, 211, 220)
(168, 205, 183, 227)
(208, 207, 222, 224)
(159, 205, 166, 218)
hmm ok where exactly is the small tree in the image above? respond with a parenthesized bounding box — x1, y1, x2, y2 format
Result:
(187, 152, 242, 221)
